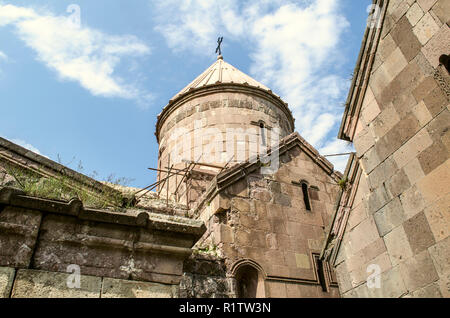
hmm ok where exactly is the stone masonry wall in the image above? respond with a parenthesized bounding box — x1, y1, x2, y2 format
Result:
(0, 188, 204, 298)
(196, 145, 341, 297)
(0, 267, 178, 298)
(180, 254, 232, 298)
(334, 0, 449, 297)
(156, 90, 294, 203)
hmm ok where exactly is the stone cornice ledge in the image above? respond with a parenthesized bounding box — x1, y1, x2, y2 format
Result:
(338, 0, 389, 141)
(155, 83, 296, 142)
(0, 137, 121, 198)
(0, 186, 206, 241)
(320, 153, 360, 265)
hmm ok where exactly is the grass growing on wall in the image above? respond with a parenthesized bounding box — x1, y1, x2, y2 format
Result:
(194, 244, 219, 257)
(338, 177, 348, 190)
(1, 163, 133, 210)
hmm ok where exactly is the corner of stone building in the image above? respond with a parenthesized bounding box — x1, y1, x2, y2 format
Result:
(328, 0, 450, 298)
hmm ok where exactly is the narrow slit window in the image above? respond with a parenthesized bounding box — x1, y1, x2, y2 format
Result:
(314, 254, 328, 292)
(439, 54, 450, 73)
(259, 122, 266, 146)
(302, 182, 311, 211)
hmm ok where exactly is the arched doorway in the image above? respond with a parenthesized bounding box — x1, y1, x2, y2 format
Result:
(232, 260, 266, 298)
(236, 265, 259, 298)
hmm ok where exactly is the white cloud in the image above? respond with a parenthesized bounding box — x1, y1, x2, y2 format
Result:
(0, 50, 7, 76)
(1, 133, 51, 158)
(1, 132, 53, 158)
(0, 135, 47, 158)
(11, 138, 42, 155)
(0, 4, 36, 26)
(0, 4, 151, 103)
(319, 139, 354, 173)
(152, 0, 352, 166)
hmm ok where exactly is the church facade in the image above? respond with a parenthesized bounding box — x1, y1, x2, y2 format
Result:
(154, 54, 343, 297)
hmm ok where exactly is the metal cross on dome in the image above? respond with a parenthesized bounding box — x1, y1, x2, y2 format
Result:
(215, 36, 223, 56)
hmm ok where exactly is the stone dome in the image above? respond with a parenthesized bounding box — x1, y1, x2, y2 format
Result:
(156, 56, 294, 143)
(171, 55, 274, 100)
(155, 56, 295, 204)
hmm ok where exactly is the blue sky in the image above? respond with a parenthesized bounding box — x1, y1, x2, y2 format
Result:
(0, 0, 372, 188)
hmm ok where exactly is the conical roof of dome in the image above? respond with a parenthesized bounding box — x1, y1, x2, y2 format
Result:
(156, 55, 294, 143)
(171, 55, 277, 100)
